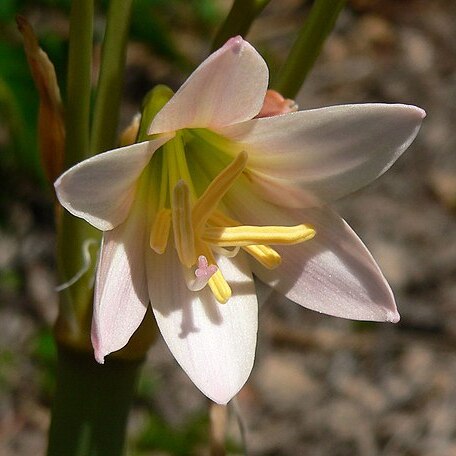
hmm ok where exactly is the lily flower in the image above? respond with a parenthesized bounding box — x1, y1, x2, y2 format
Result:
(55, 36, 425, 404)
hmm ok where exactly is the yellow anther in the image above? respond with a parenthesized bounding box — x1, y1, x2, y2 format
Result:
(172, 181, 196, 267)
(150, 208, 171, 254)
(192, 151, 248, 232)
(199, 243, 231, 303)
(202, 224, 316, 246)
(208, 270, 232, 304)
(243, 245, 282, 269)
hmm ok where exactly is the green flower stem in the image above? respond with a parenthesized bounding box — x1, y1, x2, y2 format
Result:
(65, 0, 93, 167)
(211, 0, 271, 51)
(55, 211, 98, 351)
(91, 0, 134, 155)
(55, 0, 99, 349)
(47, 346, 143, 456)
(274, 0, 345, 99)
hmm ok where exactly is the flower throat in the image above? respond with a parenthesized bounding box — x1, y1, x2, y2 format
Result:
(147, 130, 316, 304)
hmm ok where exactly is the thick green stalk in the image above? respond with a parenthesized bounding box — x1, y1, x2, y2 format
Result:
(55, 212, 98, 351)
(274, 0, 345, 99)
(65, 0, 93, 167)
(211, 0, 271, 51)
(56, 0, 98, 349)
(47, 347, 142, 456)
(91, 0, 134, 155)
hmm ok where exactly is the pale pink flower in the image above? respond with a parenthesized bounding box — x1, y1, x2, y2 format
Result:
(55, 37, 425, 404)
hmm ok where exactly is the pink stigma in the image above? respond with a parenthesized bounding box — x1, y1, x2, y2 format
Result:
(186, 256, 218, 292)
(195, 255, 218, 278)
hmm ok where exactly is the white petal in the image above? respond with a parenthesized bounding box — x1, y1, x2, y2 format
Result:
(224, 183, 399, 322)
(55, 135, 172, 231)
(91, 196, 149, 363)
(147, 247, 258, 404)
(219, 104, 425, 206)
(149, 37, 269, 134)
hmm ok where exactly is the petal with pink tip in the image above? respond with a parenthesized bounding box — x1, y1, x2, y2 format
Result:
(55, 135, 172, 231)
(91, 196, 149, 363)
(147, 247, 258, 404)
(224, 182, 399, 323)
(149, 37, 268, 134)
(219, 104, 425, 206)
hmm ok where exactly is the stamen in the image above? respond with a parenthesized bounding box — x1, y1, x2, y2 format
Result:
(165, 133, 196, 198)
(150, 208, 171, 254)
(210, 212, 282, 268)
(202, 224, 316, 246)
(174, 134, 193, 190)
(243, 245, 282, 269)
(185, 255, 218, 292)
(210, 211, 239, 227)
(158, 152, 169, 210)
(208, 214, 284, 278)
(192, 151, 248, 232)
(208, 270, 232, 304)
(166, 139, 180, 191)
(172, 181, 196, 267)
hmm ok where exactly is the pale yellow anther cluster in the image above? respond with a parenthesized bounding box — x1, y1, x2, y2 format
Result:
(149, 133, 316, 304)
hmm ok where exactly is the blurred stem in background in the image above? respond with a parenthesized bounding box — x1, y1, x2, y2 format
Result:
(55, 0, 98, 351)
(64, 0, 93, 169)
(211, 0, 272, 51)
(209, 403, 228, 456)
(91, 0, 133, 155)
(212, 0, 345, 100)
(47, 348, 143, 456)
(274, 0, 346, 98)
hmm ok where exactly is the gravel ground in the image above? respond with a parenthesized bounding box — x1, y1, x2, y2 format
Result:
(1, 0, 456, 454)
